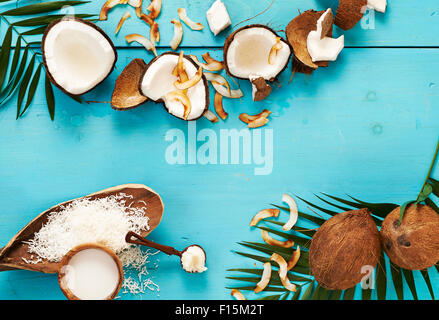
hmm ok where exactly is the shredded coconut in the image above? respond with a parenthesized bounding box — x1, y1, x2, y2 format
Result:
(25, 193, 150, 263)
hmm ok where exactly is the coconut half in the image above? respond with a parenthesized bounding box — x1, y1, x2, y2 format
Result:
(139, 52, 209, 121)
(224, 25, 291, 101)
(111, 58, 147, 110)
(42, 18, 117, 96)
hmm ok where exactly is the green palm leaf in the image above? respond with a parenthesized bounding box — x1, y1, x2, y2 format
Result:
(226, 285, 286, 292)
(271, 204, 326, 226)
(8, 36, 21, 83)
(301, 281, 315, 300)
(376, 255, 387, 300)
(343, 286, 356, 300)
(420, 269, 435, 300)
(20, 62, 42, 117)
(1, 1, 90, 16)
(389, 263, 404, 300)
(0, 26, 13, 90)
(330, 290, 343, 300)
(16, 54, 36, 119)
(45, 73, 55, 120)
(402, 269, 418, 300)
(12, 13, 95, 27)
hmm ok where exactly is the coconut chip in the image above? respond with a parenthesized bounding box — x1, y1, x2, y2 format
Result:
(203, 110, 219, 123)
(239, 109, 271, 124)
(190, 55, 224, 72)
(270, 253, 297, 292)
(150, 21, 160, 43)
(231, 289, 246, 300)
(115, 11, 131, 34)
(254, 262, 271, 293)
(125, 33, 157, 56)
(170, 19, 183, 50)
(268, 37, 283, 65)
(261, 230, 295, 248)
(203, 72, 243, 98)
(335, 0, 367, 30)
(282, 193, 298, 231)
(214, 92, 228, 120)
(178, 8, 204, 31)
(146, 0, 161, 19)
(287, 246, 301, 271)
(128, 0, 141, 8)
(165, 90, 192, 120)
(248, 117, 269, 128)
(99, 0, 129, 21)
(250, 208, 280, 227)
(174, 66, 203, 91)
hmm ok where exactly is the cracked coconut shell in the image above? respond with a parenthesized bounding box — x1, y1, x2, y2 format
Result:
(286, 9, 333, 74)
(334, 0, 367, 30)
(309, 208, 381, 290)
(111, 58, 148, 110)
(380, 204, 439, 270)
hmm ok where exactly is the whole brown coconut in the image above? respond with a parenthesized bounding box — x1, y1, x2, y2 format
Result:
(380, 204, 439, 270)
(309, 208, 381, 290)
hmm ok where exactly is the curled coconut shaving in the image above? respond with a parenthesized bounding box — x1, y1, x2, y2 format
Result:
(287, 246, 301, 271)
(261, 230, 295, 248)
(125, 33, 157, 56)
(170, 19, 183, 50)
(231, 289, 246, 300)
(115, 11, 131, 34)
(250, 208, 279, 227)
(178, 8, 204, 30)
(214, 92, 228, 120)
(270, 253, 297, 292)
(204, 72, 243, 98)
(190, 54, 224, 72)
(254, 262, 271, 293)
(99, 0, 129, 21)
(239, 109, 271, 124)
(147, 0, 162, 19)
(203, 110, 219, 123)
(282, 194, 298, 231)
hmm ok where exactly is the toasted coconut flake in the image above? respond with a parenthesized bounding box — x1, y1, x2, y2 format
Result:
(287, 246, 301, 271)
(335, 0, 367, 30)
(190, 54, 224, 72)
(174, 66, 203, 91)
(248, 116, 269, 128)
(268, 37, 283, 65)
(203, 72, 243, 98)
(135, 6, 142, 17)
(282, 194, 298, 231)
(231, 289, 246, 300)
(239, 109, 271, 124)
(250, 208, 279, 227)
(115, 11, 131, 34)
(147, 0, 162, 19)
(261, 230, 294, 248)
(99, 0, 128, 21)
(178, 8, 204, 31)
(203, 110, 219, 123)
(150, 22, 160, 43)
(170, 19, 183, 50)
(254, 262, 271, 293)
(111, 58, 147, 110)
(139, 12, 155, 26)
(271, 253, 297, 292)
(165, 90, 192, 120)
(175, 51, 189, 83)
(128, 0, 141, 7)
(214, 92, 228, 120)
(125, 33, 157, 56)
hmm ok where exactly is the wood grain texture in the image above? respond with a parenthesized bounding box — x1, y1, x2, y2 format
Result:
(0, 0, 438, 300)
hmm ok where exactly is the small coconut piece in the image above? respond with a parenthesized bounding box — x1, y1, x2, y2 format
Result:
(203, 110, 219, 123)
(139, 52, 210, 120)
(286, 10, 334, 74)
(270, 253, 296, 292)
(250, 208, 280, 227)
(214, 92, 228, 120)
(231, 289, 246, 300)
(250, 76, 271, 102)
(146, 0, 161, 19)
(224, 25, 291, 84)
(203, 72, 243, 98)
(248, 117, 269, 129)
(125, 33, 157, 56)
(202, 53, 223, 68)
(178, 8, 204, 31)
(139, 12, 155, 26)
(42, 18, 117, 96)
(309, 208, 381, 290)
(111, 58, 147, 110)
(150, 21, 160, 43)
(174, 66, 203, 91)
(307, 9, 344, 62)
(254, 262, 271, 293)
(206, 0, 231, 36)
(367, 0, 387, 13)
(335, 0, 367, 30)
(282, 194, 298, 231)
(239, 109, 271, 124)
(287, 246, 300, 271)
(99, 0, 129, 21)
(261, 230, 294, 248)
(190, 54, 224, 72)
(170, 19, 183, 50)
(115, 11, 131, 34)
(380, 204, 439, 270)
(180, 245, 207, 273)
(128, 0, 141, 8)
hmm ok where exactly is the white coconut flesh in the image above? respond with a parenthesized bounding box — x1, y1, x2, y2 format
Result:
(307, 9, 344, 62)
(226, 27, 291, 80)
(43, 19, 116, 96)
(140, 54, 208, 120)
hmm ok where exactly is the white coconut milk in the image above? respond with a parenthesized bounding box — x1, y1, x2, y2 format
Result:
(61, 248, 120, 300)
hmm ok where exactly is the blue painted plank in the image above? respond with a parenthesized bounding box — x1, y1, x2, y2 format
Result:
(1, 0, 439, 47)
(0, 47, 438, 299)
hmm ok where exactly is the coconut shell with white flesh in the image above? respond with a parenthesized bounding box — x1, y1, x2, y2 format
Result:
(286, 10, 334, 74)
(223, 25, 291, 100)
(380, 204, 439, 270)
(42, 17, 117, 96)
(139, 52, 210, 121)
(111, 58, 148, 110)
(309, 208, 381, 290)
(0, 184, 164, 274)
(334, 0, 367, 31)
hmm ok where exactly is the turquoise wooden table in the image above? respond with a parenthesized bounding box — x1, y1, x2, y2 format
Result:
(0, 0, 438, 300)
